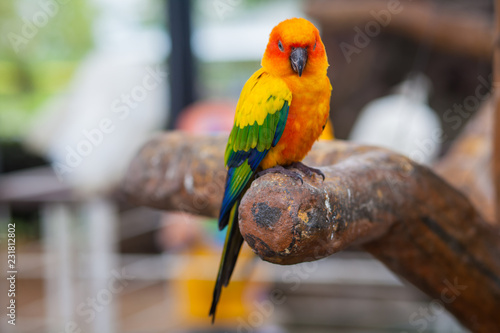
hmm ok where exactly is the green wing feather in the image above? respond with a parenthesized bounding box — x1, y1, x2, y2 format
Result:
(209, 69, 291, 322)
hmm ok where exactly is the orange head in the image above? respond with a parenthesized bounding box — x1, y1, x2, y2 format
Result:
(262, 18, 329, 78)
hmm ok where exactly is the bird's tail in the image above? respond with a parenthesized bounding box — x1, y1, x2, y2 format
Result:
(209, 200, 244, 323)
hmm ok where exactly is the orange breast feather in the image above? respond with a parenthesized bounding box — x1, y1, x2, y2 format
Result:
(260, 74, 331, 169)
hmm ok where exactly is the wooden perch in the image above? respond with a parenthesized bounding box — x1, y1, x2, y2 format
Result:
(121, 133, 228, 217)
(122, 129, 500, 332)
(434, 102, 495, 224)
(240, 148, 500, 333)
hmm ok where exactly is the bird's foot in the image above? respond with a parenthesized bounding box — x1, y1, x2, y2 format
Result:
(256, 165, 304, 184)
(289, 162, 325, 181)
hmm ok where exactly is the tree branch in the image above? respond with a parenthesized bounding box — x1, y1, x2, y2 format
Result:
(121, 132, 228, 217)
(434, 102, 495, 224)
(237, 148, 499, 332)
(121, 131, 500, 331)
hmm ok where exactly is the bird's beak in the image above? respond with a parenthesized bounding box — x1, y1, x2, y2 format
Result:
(290, 47, 308, 77)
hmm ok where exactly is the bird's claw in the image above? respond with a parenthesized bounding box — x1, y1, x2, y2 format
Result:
(257, 163, 324, 184)
(256, 165, 304, 184)
(290, 162, 325, 181)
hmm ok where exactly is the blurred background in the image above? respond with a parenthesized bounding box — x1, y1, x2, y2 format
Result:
(0, 0, 493, 332)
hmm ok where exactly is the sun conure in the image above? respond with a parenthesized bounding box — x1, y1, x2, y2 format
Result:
(210, 17, 332, 321)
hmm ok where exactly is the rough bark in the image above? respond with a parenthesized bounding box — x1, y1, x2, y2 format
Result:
(121, 107, 500, 332)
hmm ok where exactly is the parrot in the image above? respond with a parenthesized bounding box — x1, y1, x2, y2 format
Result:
(209, 17, 332, 322)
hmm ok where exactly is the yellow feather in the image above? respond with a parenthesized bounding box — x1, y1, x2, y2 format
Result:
(234, 69, 292, 128)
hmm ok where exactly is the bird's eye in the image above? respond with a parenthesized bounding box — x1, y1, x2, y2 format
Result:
(278, 40, 284, 52)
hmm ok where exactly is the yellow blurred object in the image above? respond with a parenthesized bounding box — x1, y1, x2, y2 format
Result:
(171, 243, 260, 328)
(319, 118, 334, 140)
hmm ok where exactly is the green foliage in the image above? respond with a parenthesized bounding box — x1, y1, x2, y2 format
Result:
(0, 0, 93, 138)
(0, 0, 93, 61)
